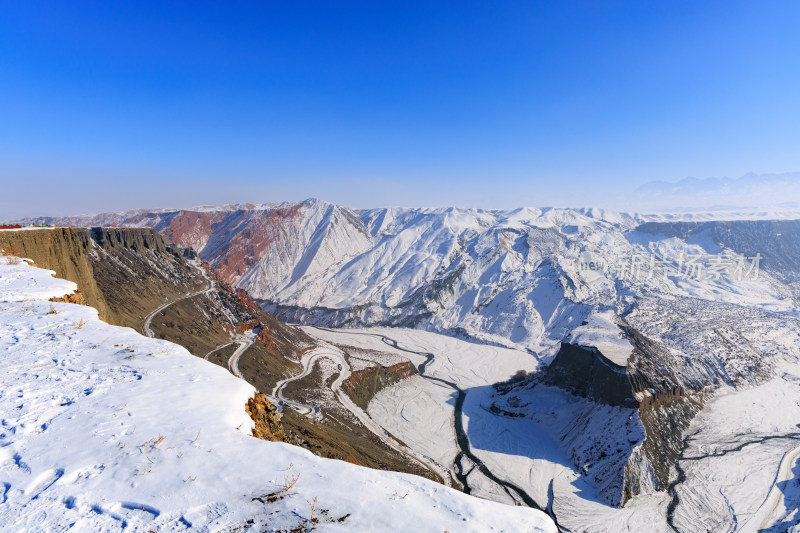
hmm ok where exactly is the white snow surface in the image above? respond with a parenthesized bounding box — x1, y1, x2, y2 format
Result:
(566, 310, 632, 366)
(305, 326, 541, 389)
(0, 256, 555, 532)
(312, 324, 800, 532)
(308, 327, 671, 529)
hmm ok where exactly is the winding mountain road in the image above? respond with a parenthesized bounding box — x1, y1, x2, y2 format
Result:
(273, 339, 449, 482)
(142, 263, 216, 338)
(142, 263, 257, 391)
(203, 341, 237, 360)
(227, 337, 255, 378)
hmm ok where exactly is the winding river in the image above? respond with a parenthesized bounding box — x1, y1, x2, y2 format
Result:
(309, 327, 563, 527)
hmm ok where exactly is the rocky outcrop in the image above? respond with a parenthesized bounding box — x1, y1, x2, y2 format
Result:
(49, 289, 88, 306)
(89, 226, 182, 256)
(246, 393, 289, 443)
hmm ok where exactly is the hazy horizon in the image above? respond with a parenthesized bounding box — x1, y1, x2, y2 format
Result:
(2, 2, 800, 218)
(8, 171, 800, 221)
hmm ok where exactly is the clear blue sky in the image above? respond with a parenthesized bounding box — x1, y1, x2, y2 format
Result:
(2, 1, 799, 217)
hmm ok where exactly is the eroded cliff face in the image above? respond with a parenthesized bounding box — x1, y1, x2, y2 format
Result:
(541, 343, 637, 408)
(544, 336, 708, 500)
(619, 323, 712, 501)
(3, 225, 311, 394)
(497, 295, 767, 509)
(0, 227, 254, 336)
(499, 341, 649, 506)
(492, 322, 712, 508)
(87, 228, 203, 327)
(0, 228, 112, 319)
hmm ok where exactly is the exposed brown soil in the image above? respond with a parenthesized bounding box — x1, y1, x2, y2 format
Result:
(150, 296, 232, 357)
(49, 289, 87, 306)
(205, 343, 239, 367)
(232, 340, 301, 392)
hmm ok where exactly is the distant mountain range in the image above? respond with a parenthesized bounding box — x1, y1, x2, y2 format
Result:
(26, 199, 800, 355)
(632, 172, 800, 212)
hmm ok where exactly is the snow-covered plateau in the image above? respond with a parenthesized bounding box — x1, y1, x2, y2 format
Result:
(0, 254, 556, 532)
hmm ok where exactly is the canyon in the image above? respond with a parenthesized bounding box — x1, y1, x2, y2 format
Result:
(22, 200, 800, 530)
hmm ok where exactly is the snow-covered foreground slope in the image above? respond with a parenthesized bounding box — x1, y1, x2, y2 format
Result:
(0, 256, 555, 532)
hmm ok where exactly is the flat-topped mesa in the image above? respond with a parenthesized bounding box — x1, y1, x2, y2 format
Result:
(492, 310, 713, 507)
(541, 342, 638, 408)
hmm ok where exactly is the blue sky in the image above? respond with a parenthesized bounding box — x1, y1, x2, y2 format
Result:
(2, 1, 799, 217)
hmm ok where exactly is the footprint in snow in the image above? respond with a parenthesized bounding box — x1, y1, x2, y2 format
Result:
(24, 467, 64, 503)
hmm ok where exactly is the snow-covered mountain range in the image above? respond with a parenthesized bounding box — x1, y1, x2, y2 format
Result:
(631, 172, 800, 212)
(30, 199, 800, 354)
